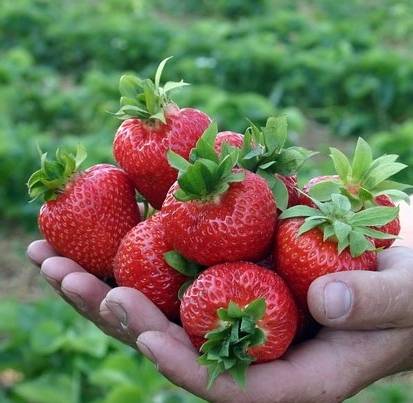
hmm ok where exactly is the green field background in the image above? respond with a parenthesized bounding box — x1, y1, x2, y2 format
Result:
(0, 1, 412, 402)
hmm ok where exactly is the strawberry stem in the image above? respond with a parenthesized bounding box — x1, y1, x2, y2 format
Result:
(27, 145, 87, 202)
(167, 122, 244, 202)
(114, 57, 189, 123)
(280, 193, 400, 257)
(198, 298, 267, 389)
(238, 116, 316, 210)
(309, 137, 411, 209)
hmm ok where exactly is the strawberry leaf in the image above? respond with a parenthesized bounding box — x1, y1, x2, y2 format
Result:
(329, 147, 351, 181)
(351, 138, 373, 181)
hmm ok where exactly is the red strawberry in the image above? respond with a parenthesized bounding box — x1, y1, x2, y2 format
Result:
(214, 131, 244, 154)
(113, 58, 211, 209)
(180, 262, 298, 387)
(300, 138, 408, 248)
(28, 146, 140, 278)
(237, 117, 315, 210)
(114, 214, 199, 320)
(373, 195, 400, 249)
(163, 124, 277, 266)
(274, 194, 399, 310)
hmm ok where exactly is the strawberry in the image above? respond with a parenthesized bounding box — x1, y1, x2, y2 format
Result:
(214, 131, 244, 155)
(113, 214, 201, 320)
(28, 146, 140, 278)
(274, 194, 399, 309)
(180, 262, 298, 387)
(162, 123, 277, 266)
(113, 58, 211, 209)
(299, 138, 410, 248)
(237, 117, 315, 210)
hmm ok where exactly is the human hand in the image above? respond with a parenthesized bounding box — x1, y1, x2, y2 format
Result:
(27, 239, 413, 403)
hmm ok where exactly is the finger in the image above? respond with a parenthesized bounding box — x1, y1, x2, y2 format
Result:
(27, 240, 57, 267)
(41, 256, 86, 290)
(61, 272, 111, 321)
(101, 287, 191, 347)
(137, 331, 248, 402)
(137, 326, 413, 403)
(307, 248, 413, 329)
(395, 199, 413, 248)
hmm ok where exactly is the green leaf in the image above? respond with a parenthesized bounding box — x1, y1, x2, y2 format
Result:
(330, 147, 351, 180)
(349, 231, 375, 257)
(333, 221, 352, 253)
(351, 137, 373, 181)
(119, 74, 141, 98)
(349, 206, 399, 227)
(163, 80, 190, 94)
(154, 56, 173, 89)
(373, 180, 412, 192)
(257, 170, 288, 210)
(167, 150, 191, 173)
(364, 163, 407, 189)
(331, 193, 352, 213)
(163, 251, 201, 277)
(227, 302, 243, 318)
(279, 205, 320, 219)
(178, 164, 208, 197)
(358, 227, 399, 240)
(308, 180, 341, 201)
(244, 298, 266, 320)
(263, 116, 288, 152)
(191, 122, 219, 163)
(298, 218, 325, 235)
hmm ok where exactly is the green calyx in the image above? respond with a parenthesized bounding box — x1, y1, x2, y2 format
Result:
(309, 137, 411, 209)
(279, 193, 400, 257)
(163, 251, 203, 299)
(27, 145, 87, 202)
(198, 298, 267, 389)
(167, 122, 244, 202)
(114, 57, 189, 124)
(239, 116, 316, 210)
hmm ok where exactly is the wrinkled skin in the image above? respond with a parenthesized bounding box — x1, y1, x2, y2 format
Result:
(27, 199, 413, 403)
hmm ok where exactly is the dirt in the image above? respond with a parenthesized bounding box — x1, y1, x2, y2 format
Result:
(0, 228, 46, 301)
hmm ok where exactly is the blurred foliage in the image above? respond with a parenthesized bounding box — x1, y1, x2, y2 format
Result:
(0, 298, 204, 403)
(0, 0, 412, 226)
(1, 297, 412, 403)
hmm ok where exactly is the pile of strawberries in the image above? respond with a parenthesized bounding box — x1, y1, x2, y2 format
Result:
(28, 59, 410, 387)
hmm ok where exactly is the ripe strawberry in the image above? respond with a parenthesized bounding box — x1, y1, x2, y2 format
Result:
(373, 195, 400, 249)
(237, 117, 315, 209)
(113, 58, 211, 209)
(28, 146, 140, 278)
(214, 131, 244, 154)
(274, 194, 399, 309)
(113, 214, 201, 320)
(162, 123, 277, 266)
(299, 138, 409, 248)
(180, 262, 298, 387)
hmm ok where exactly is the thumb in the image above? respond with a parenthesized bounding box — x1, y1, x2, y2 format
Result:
(307, 247, 413, 330)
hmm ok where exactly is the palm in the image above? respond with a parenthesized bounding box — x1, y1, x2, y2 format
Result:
(28, 240, 413, 403)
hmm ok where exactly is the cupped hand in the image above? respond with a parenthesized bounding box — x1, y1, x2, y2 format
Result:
(27, 239, 413, 403)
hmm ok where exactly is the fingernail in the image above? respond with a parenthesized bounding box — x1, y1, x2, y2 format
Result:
(324, 281, 352, 319)
(40, 272, 60, 289)
(137, 336, 156, 363)
(105, 300, 128, 328)
(61, 288, 86, 311)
